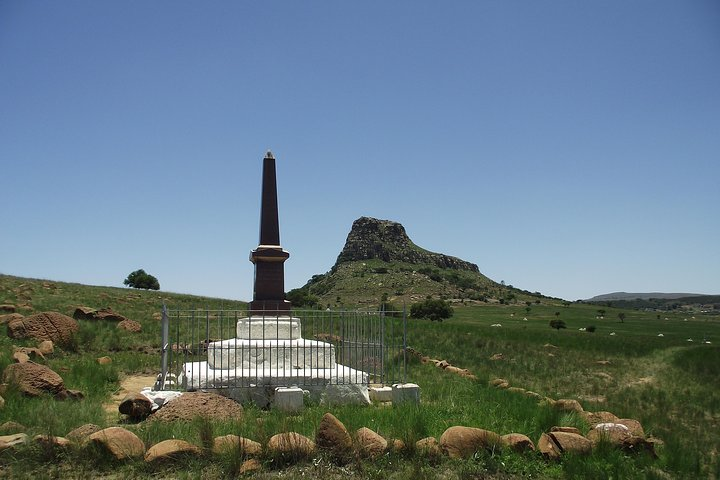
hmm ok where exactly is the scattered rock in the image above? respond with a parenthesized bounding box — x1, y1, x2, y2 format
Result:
(355, 427, 387, 459)
(547, 431, 592, 457)
(415, 437, 441, 457)
(489, 378, 508, 387)
(0, 395, 4, 409)
(13, 346, 46, 362)
(439, 426, 502, 459)
(316, 413, 353, 458)
(435, 360, 450, 369)
(538, 433, 561, 459)
(581, 411, 619, 426)
(37, 340, 54, 355)
(2, 361, 65, 397)
(12, 351, 29, 363)
(7, 312, 79, 347)
(551, 426, 582, 435)
(212, 435, 262, 456)
(595, 360, 611, 365)
(0, 313, 23, 325)
(390, 438, 406, 453)
(0, 421, 26, 434)
(88, 427, 145, 460)
(117, 319, 142, 333)
(34, 434, 71, 449)
(72, 306, 98, 320)
(524, 391, 544, 401)
(616, 418, 645, 437)
(66, 424, 101, 444)
(0, 305, 16, 313)
(543, 344, 558, 349)
(145, 439, 202, 463)
(267, 432, 315, 461)
(489, 353, 504, 361)
(0, 433, 28, 452)
(501, 433, 535, 453)
(553, 399, 584, 413)
(55, 388, 85, 401)
(97, 356, 113, 365)
(507, 387, 526, 394)
(239, 458, 262, 474)
(149, 392, 243, 422)
(119, 392, 153, 420)
(74, 307, 128, 322)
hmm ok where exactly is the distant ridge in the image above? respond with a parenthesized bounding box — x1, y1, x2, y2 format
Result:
(586, 292, 707, 302)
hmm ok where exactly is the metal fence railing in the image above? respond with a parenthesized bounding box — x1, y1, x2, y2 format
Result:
(157, 307, 407, 392)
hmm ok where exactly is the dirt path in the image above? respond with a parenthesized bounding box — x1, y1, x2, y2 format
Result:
(103, 374, 158, 421)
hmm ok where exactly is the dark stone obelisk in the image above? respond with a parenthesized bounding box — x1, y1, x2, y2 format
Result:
(249, 151, 291, 314)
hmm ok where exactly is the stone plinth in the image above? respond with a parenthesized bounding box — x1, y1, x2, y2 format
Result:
(236, 316, 301, 340)
(207, 338, 335, 370)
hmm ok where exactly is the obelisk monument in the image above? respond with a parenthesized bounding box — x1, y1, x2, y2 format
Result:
(249, 151, 291, 314)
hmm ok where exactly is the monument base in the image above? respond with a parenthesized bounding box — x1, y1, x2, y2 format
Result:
(179, 361, 370, 407)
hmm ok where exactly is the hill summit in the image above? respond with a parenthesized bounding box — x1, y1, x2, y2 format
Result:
(336, 217, 479, 272)
(289, 217, 541, 308)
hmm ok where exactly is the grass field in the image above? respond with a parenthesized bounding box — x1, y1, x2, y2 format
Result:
(0, 274, 718, 478)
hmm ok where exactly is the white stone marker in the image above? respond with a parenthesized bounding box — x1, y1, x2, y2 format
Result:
(275, 386, 304, 413)
(392, 383, 420, 405)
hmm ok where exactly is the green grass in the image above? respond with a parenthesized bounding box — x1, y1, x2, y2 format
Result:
(0, 274, 718, 478)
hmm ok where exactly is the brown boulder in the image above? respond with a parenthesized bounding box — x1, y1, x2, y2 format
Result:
(316, 413, 352, 458)
(145, 439, 202, 462)
(439, 426, 502, 459)
(212, 435, 262, 456)
(7, 312, 78, 347)
(2, 361, 65, 397)
(88, 427, 145, 460)
(501, 433, 535, 453)
(37, 340, 54, 355)
(97, 356, 112, 365)
(267, 432, 315, 461)
(12, 351, 29, 363)
(0, 433, 28, 452)
(0, 305, 16, 313)
(581, 410, 619, 426)
(489, 353, 504, 361)
(117, 319, 142, 333)
(551, 426, 582, 435)
(0, 421, 26, 434)
(390, 438, 406, 453)
(0, 313, 23, 325)
(355, 427, 387, 459)
(415, 437, 441, 457)
(616, 418, 645, 437)
(119, 392, 153, 419)
(239, 458, 262, 474)
(13, 346, 45, 362)
(34, 434, 71, 449)
(553, 399, 584, 413)
(507, 387, 526, 394)
(149, 392, 243, 422)
(66, 424, 101, 444)
(538, 431, 592, 459)
(435, 360, 450, 369)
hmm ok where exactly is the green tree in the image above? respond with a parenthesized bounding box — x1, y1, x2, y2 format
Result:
(618, 312, 626, 323)
(123, 269, 160, 290)
(286, 287, 318, 308)
(549, 319, 566, 331)
(410, 298, 453, 322)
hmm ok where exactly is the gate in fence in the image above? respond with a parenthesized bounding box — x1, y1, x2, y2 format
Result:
(158, 307, 407, 402)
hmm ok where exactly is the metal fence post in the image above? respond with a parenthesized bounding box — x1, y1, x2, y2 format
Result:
(160, 303, 169, 390)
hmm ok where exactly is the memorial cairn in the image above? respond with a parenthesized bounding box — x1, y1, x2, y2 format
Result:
(179, 152, 371, 407)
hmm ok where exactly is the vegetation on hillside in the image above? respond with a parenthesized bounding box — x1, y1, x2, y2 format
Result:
(0, 274, 718, 478)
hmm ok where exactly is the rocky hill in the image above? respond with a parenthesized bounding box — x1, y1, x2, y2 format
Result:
(290, 217, 544, 308)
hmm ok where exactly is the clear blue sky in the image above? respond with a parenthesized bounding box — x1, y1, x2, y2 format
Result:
(1, 1, 719, 302)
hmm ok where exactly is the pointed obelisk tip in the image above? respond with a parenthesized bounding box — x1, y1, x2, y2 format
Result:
(265, 150, 274, 159)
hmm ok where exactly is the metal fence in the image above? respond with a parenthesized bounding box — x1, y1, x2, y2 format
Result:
(157, 307, 407, 392)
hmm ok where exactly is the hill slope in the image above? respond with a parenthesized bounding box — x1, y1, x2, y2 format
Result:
(291, 217, 545, 308)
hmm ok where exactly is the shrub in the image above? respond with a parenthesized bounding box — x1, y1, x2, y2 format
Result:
(123, 269, 160, 290)
(549, 319, 567, 331)
(586, 325, 596, 333)
(410, 298, 453, 321)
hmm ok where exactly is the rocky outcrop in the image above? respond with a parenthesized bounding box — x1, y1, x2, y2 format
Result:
(336, 217, 479, 272)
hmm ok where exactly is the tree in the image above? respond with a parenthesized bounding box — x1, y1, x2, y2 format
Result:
(410, 298, 453, 322)
(618, 312, 626, 323)
(286, 287, 318, 308)
(549, 319, 566, 331)
(123, 269, 160, 290)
